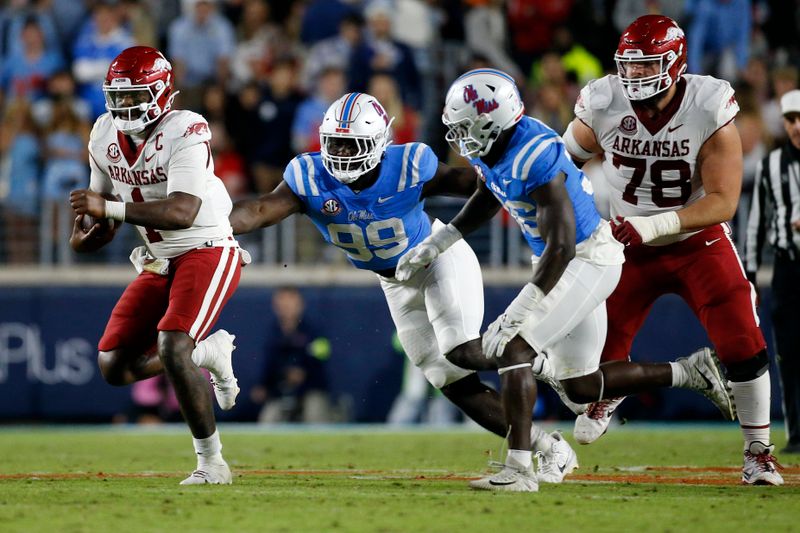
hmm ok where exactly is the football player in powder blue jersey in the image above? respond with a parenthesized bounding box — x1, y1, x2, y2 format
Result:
(230, 92, 579, 480)
(397, 69, 732, 492)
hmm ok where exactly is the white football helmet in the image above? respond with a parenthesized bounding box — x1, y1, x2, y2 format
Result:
(442, 69, 524, 158)
(319, 92, 394, 184)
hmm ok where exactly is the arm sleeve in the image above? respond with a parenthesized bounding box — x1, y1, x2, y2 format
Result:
(714, 82, 739, 129)
(166, 143, 211, 197)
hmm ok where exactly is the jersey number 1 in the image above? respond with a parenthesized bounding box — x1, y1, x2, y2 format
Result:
(612, 154, 692, 207)
(130, 187, 164, 243)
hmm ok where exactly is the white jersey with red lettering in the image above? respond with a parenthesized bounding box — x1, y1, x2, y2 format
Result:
(87, 109, 233, 258)
(575, 74, 738, 244)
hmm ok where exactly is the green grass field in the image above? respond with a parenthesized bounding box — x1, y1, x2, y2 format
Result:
(0, 424, 797, 533)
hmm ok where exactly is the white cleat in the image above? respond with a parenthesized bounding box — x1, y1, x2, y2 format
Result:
(742, 441, 784, 486)
(203, 330, 240, 411)
(677, 347, 736, 421)
(573, 397, 625, 445)
(179, 461, 233, 485)
(469, 458, 539, 492)
(535, 431, 579, 483)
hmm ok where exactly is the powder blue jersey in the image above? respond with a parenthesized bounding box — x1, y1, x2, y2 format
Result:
(283, 143, 438, 271)
(469, 116, 600, 256)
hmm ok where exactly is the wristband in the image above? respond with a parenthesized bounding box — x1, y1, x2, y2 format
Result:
(104, 201, 126, 222)
(505, 282, 545, 324)
(650, 211, 681, 239)
(430, 223, 463, 253)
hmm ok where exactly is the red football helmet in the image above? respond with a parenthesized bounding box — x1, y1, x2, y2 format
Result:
(103, 46, 178, 134)
(615, 15, 687, 101)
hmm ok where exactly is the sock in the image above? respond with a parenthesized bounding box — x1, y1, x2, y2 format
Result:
(530, 425, 555, 452)
(731, 371, 771, 451)
(191, 339, 211, 369)
(193, 429, 223, 466)
(669, 361, 690, 387)
(507, 449, 532, 469)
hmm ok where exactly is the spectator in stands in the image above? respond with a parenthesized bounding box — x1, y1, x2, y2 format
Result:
(463, 0, 522, 82)
(31, 70, 91, 127)
(744, 90, 800, 455)
(0, 99, 40, 263)
(299, 0, 355, 46)
(349, 1, 421, 108)
(505, 0, 573, 75)
(167, 0, 236, 109)
(613, 0, 686, 33)
(529, 81, 572, 136)
(0, 16, 64, 103)
(301, 12, 363, 93)
(41, 93, 90, 254)
(762, 66, 799, 142)
(367, 72, 418, 145)
(208, 121, 248, 199)
(230, 0, 283, 90)
(291, 66, 345, 155)
(249, 58, 303, 193)
(251, 287, 333, 424)
(0, 0, 60, 61)
(72, 1, 134, 118)
(685, 0, 752, 81)
(119, 0, 158, 47)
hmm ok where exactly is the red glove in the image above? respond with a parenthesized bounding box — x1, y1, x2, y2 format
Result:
(611, 216, 642, 246)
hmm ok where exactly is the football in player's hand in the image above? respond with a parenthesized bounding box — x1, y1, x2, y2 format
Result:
(80, 214, 115, 234)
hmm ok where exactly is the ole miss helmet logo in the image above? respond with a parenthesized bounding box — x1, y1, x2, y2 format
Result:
(106, 143, 121, 163)
(321, 198, 341, 216)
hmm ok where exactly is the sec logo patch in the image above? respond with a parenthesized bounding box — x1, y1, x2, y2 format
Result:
(106, 143, 121, 163)
(321, 198, 341, 216)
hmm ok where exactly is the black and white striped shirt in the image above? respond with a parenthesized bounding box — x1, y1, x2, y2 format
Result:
(744, 141, 800, 275)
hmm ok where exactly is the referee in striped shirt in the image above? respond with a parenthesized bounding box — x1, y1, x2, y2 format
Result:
(744, 89, 800, 455)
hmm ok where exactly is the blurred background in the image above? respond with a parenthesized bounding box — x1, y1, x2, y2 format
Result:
(0, 0, 796, 427)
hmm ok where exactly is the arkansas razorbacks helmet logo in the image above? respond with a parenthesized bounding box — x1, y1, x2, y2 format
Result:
(183, 122, 209, 138)
(106, 143, 121, 162)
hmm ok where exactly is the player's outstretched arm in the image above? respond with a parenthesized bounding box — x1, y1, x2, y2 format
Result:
(229, 182, 303, 235)
(69, 189, 202, 230)
(394, 184, 500, 281)
(420, 162, 479, 199)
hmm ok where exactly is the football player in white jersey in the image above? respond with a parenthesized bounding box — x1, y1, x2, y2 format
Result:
(563, 15, 783, 485)
(69, 46, 243, 485)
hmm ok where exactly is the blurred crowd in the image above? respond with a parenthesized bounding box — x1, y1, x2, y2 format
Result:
(1, 0, 799, 265)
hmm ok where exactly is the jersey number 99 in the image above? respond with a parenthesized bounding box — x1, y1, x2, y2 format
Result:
(327, 218, 409, 262)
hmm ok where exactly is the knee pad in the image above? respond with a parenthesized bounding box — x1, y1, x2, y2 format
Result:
(725, 350, 769, 382)
(397, 329, 472, 389)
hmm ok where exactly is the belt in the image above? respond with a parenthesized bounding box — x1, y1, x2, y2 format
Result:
(373, 266, 397, 278)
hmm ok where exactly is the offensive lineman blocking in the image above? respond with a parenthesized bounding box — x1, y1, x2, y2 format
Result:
(563, 15, 783, 485)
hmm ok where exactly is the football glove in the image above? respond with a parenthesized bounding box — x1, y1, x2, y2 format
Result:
(395, 223, 462, 281)
(611, 211, 680, 246)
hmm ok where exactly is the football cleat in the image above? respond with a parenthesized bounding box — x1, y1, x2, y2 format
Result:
(179, 461, 233, 485)
(742, 442, 784, 486)
(535, 431, 579, 483)
(573, 396, 625, 445)
(677, 347, 736, 421)
(469, 459, 539, 492)
(203, 330, 240, 411)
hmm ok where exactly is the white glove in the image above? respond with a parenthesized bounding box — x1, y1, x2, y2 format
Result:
(482, 283, 545, 358)
(395, 223, 462, 281)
